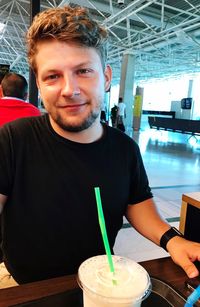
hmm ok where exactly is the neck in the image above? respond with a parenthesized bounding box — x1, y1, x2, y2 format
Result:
(49, 117, 104, 144)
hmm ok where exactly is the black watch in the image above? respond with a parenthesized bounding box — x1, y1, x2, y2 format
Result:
(160, 227, 183, 252)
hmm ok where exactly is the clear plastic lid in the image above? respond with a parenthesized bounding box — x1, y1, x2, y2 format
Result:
(78, 255, 151, 303)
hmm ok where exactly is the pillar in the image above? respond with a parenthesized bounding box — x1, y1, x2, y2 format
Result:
(187, 79, 193, 98)
(119, 52, 135, 134)
(29, 0, 40, 106)
(133, 86, 144, 131)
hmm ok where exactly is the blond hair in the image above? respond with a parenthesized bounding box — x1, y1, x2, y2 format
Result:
(26, 5, 108, 73)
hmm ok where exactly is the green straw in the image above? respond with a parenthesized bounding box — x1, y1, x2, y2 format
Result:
(94, 187, 115, 275)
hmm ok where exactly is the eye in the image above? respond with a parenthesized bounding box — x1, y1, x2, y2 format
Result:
(47, 74, 59, 80)
(77, 68, 93, 75)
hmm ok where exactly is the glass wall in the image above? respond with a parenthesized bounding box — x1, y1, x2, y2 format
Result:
(140, 74, 200, 119)
(109, 73, 200, 122)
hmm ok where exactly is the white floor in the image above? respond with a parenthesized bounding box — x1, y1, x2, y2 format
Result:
(113, 128, 200, 262)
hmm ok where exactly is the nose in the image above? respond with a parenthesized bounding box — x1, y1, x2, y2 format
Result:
(61, 74, 80, 98)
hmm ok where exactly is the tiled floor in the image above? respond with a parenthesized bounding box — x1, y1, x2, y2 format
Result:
(114, 127, 200, 261)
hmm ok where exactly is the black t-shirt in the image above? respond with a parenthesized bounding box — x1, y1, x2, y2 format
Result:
(0, 114, 152, 283)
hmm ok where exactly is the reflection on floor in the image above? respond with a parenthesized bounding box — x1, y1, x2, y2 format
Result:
(114, 128, 200, 261)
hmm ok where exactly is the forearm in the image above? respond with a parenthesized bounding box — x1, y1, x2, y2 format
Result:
(125, 198, 170, 246)
(126, 198, 200, 279)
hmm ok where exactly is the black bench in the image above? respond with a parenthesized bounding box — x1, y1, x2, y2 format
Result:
(143, 110, 176, 118)
(148, 116, 200, 136)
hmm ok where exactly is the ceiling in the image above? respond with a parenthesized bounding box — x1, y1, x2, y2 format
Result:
(1, 0, 200, 85)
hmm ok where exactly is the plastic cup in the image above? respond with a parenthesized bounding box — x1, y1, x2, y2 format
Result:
(78, 255, 151, 307)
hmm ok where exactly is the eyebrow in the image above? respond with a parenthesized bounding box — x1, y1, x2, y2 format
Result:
(42, 62, 96, 74)
(71, 61, 95, 68)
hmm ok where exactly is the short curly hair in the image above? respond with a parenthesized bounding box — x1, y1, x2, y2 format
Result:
(26, 5, 108, 73)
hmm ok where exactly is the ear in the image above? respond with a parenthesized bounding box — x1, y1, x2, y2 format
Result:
(104, 64, 112, 92)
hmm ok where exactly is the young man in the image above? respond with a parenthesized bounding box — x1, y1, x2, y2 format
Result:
(0, 72, 41, 126)
(0, 5, 199, 284)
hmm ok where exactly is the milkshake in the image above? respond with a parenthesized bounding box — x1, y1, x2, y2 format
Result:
(78, 255, 151, 307)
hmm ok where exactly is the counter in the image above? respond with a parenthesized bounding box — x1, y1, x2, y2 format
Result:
(0, 257, 199, 306)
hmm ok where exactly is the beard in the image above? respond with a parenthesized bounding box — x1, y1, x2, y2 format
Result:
(50, 108, 100, 132)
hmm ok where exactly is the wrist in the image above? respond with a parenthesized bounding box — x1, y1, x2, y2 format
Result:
(160, 227, 183, 252)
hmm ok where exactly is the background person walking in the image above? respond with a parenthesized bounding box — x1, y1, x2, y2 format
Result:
(116, 97, 126, 132)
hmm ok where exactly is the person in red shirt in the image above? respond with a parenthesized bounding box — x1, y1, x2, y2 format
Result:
(0, 72, 41, 126)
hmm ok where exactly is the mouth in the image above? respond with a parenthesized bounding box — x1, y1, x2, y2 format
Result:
(59, 102, 88, 112)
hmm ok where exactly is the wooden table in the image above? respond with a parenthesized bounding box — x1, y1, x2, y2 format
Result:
(0, 257, 199, 306)
(180, 192, 200, 233)
(180, 192, 200, 242)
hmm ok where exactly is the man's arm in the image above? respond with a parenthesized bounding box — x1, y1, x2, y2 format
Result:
(0, 194, 7, 214)
(125, 198, 170, 245)
(126, 198, 200, 278)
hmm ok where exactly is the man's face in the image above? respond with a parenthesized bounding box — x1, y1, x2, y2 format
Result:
(35, 40, 111, 132)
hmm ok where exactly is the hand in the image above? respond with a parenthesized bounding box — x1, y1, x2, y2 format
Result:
(167, 236, 200, 278)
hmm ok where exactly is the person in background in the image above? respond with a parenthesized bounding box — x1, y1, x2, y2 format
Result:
(0, 72, 41, 126)
(0, 5, 200, 286)
(116, 97, 126, 132)
(110, 104, 118, 127)
(0, 72, 41, 287)
(100, 101, 107, 123)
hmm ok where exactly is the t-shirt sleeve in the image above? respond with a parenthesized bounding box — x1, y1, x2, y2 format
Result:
(0, 125, 14, 195)
(128, 141, 153, 205)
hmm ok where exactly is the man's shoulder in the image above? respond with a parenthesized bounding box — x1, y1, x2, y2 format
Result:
(0, 97, 38, 108)
(106, 125, 137, 144)
(1, 114, 45, 132)
(105, 126, 139, 157)
(0, 97, 24, 104)
(25, 102, 41, 115)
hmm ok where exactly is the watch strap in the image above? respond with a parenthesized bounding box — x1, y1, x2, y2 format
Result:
(160, 227, 183, 251)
